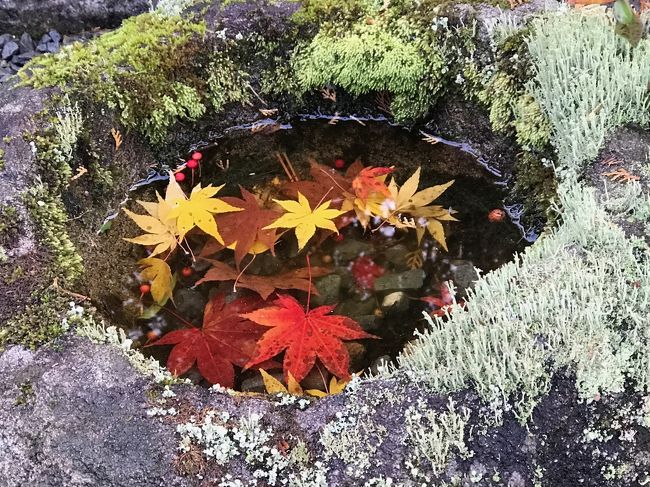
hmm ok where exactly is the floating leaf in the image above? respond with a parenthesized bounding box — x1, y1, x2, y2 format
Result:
(264, 192, 345, 250)
(243, 294, 377, 382)
(147, 294, 273, 387)
(168, 183, 242, 244)
(138, 257, 174, 304)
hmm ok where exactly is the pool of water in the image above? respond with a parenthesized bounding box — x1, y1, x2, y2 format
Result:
(121, 120, 532, 391)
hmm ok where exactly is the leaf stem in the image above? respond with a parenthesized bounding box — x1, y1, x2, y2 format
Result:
(306, 254, 312, 311)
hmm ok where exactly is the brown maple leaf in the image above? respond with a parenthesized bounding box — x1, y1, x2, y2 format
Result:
(216, 187, 282, 266)
(196, 259, 332, 300)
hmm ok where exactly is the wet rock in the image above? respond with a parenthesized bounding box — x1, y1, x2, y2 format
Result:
(241, 371, 283, 393)
(1, 41, 18, 60)
(300, 368, 326, 391)
(333, 238, 371, 261)
(374, 269, 425, 292)
(18, 33, 35, 53)
(0, 34, 13, 48)
(384, 243, 409, 268)
(313, 274, 341, 306)
(344, 342, 366, 370)
(370, 355, 391, 375)
(381, 291, 409, 314)
(335, 296, 376, 318)
(448, 259, 479, 291)
(46, 40, 60, 53)
(172, 288, 207, 322)
(356, 315, 379, 332)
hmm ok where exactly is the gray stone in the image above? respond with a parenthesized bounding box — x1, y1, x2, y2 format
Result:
(46, 40, 60, 53)
(381, 291, 409, 314)
(370, 355, 391, 375)
(241, 371, 283, 393)
(172, 288, 207, 322)
(333, 238, 371, 261)
(344, 342, 366, 370)
(0, 0, 150, 37)
(1, 41, 19, 60)
(48, 30, 62, 43)
(374, 269, 425, 292)
(0, 34, 14, 48)
(18, 33, 35, 53)
(313, 274, 342, 306)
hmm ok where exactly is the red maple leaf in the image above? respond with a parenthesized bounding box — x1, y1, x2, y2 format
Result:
(242, 294, 377, 382)
(351, 166, 394, 200)
(146, 294, 270, 387)
(420, 283, 466, 317)
(196, 259, 332, 300)
(215, 187, 282, 266)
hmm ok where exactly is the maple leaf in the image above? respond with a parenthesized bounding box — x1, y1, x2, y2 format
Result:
(139, 257, 174, 304)
(123, 173, 186, 257)
(352, 166, 394, 201)
(168, 183, 242, 244)
(147, 294, 269, 387)
(305, 375, 352, 398)
(385, 167, 457, 251)
(215, 187, 281, 266)
(259, 369, 304, 396)
(242, 294, 377, 382)
(196, 259, 332, 300)
(264, 192, 345, 250)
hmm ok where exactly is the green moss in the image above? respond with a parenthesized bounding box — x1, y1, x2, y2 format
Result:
(293, 22, 431, 122)
(0, 148, 5, 171)
(291, 0, 375, 27)
(24, 186, 83, 284)
(1, 289, 70, 351)
(21, 13, 211, 143)
(0, 205, 20, 247)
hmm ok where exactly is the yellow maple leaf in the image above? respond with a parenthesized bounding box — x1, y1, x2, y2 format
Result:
(168, 183, 242, 244)
(138, 257, 174, 304)
(305, 376, 351, 398)
(260, 369, 304, 396)
(123, 174, 187, 257)
(384, 167, 458, 251)
(264, 192, 345, 250)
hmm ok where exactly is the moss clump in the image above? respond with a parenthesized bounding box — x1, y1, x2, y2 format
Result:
(20, 13, 215, 143)
(0, 205, 21, 247)
(0, 148, 5, 171)
(291, 0, 375, 26)
(0, 289, 70, 351)
(293, 22, 430, 122)
(14, 380, 35, 406)
(24, 186, 83, 284)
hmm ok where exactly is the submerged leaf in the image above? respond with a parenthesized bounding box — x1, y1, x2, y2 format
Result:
(196, 259, 332, 300)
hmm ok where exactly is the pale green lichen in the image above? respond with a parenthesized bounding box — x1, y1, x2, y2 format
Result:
(405, 398, 472, 478)
(526, 9, 650, 177)
(397, 183, 650, 423)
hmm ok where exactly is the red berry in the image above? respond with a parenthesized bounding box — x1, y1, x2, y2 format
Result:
(139, 283, 151, 295)
(187, 159, 199, 169)
(334, 233, 345, 242)
(334, 158, 345, 169)
(181, 266, 193, 277)
(174, 172, 186, 182)
(487, 209, 506, 223)
(191, 152, 203, 161)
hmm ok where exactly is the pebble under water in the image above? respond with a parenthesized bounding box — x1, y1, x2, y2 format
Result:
(122, 120, 532, 393)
